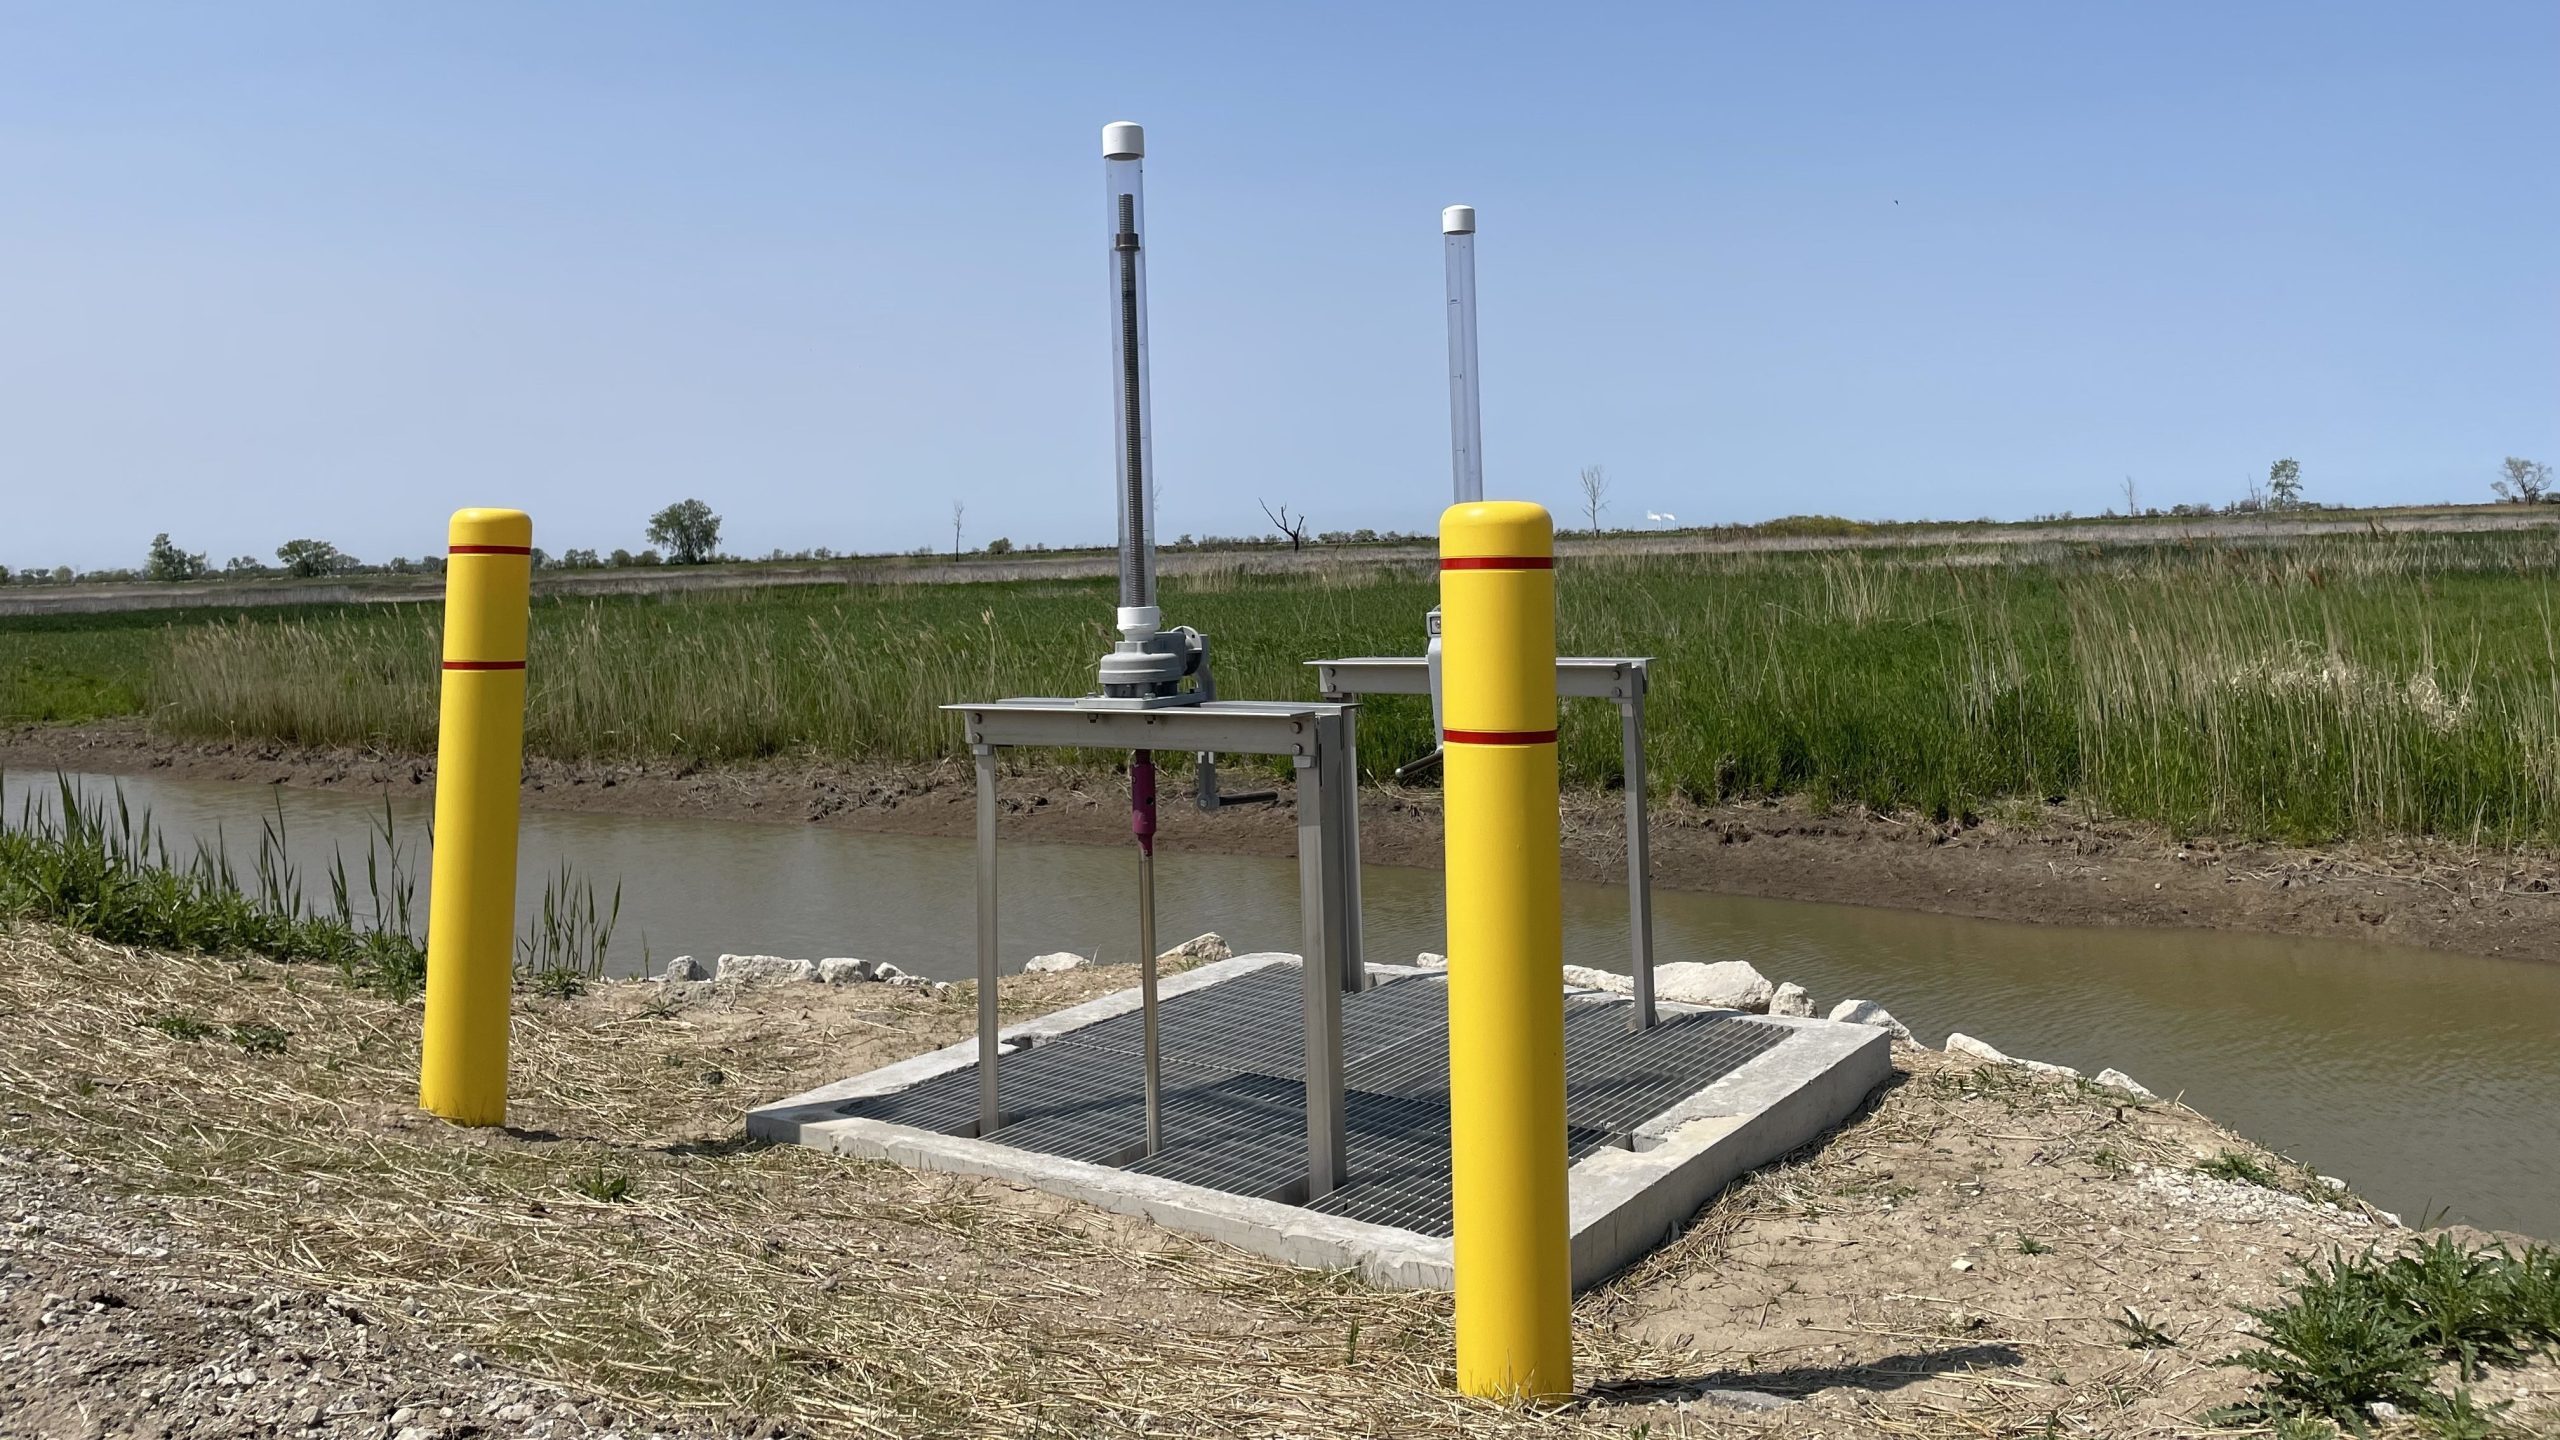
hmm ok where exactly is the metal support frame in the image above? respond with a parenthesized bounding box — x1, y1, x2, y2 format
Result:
(1328, 708, 1366, 996)
(1312, 655, 1659, 1029)
(949, 698, 1356, 1197)
(1616, 684, 1655, 1029)
(974, 744, 1001, 1134)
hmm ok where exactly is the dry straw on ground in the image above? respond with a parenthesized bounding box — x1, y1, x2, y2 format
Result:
(2, 925, 2548, 1437)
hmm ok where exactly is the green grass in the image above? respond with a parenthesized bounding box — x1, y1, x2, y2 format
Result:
(0, 603, 388, 725)
(21, 528, 2560, 844)
(0, 609, 172, 723)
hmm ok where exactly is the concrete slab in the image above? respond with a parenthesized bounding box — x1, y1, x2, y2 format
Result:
(748, 953, 1889, 1291)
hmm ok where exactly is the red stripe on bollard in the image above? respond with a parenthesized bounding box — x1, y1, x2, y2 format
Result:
(1440, 555, 1553, 571)
(1442, 728, 1559, 746)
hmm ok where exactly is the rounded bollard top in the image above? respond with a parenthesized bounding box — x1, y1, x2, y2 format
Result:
(447, 509, 532, 552)
(1440, 501, 1553, 562)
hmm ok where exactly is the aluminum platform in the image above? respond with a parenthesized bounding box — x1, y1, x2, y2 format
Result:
(749, 954, 1892, 1290)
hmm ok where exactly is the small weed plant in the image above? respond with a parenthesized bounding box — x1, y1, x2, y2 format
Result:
(2197, 1149, 2287, 1189)
(147, 1012, 215, 1042)
(228, 1019, 291, 1056)
(2195, 1147, 2341, 1204)
(2224, 1240, 2560, 1431)
(572, 1164, 634, 1203)
(2111, 1305, 2176, 1350)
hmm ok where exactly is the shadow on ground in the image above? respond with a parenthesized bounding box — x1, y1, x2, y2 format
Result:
(1586, 1342, 2026, 1406)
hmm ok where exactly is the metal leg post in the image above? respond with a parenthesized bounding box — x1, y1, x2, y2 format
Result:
(1133, 752, 1163, 1156)
(1621, 693, 1657, 1030)
(1136, 846, 1162, 1152)
(1334, 706, 1367, 993)
(975, 745, 1004, 1132)
(1295, 730, 1348, 1198)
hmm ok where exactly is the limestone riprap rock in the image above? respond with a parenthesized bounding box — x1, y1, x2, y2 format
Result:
(817, 958, 875, 985)
(1560, 964, 1632, 993)
(1024, 952, 1086, 974)
(717, 954, 815, 984)
(1944, 1032, 2009, 1064)
(1159, 933, 1232, 967)
(1825, 999, 1914, 1041)
(1414, 952, 1448, 970)
(869, 962, 909, 983)
(1653, 960, 1774, 1012)
(1768, 982, 1816, 1018)
(2095, 1067, 2159, 1100)
(660, 955, 710, 983)
(1948, 1031, 2079, 1079)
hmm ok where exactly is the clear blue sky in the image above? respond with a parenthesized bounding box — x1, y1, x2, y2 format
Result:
(4, 3, 2553, 572)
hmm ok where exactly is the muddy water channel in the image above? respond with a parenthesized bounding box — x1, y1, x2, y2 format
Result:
(13, 769, 2558, 1241)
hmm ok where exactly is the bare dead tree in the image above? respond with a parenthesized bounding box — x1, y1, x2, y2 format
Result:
(1577, 464, 1610, 535)
(2495, 456, 2553, 505)
(951, 499, 966, 558)
(1259, 499, 1312, 552)
(2121, 475, 2139, 516)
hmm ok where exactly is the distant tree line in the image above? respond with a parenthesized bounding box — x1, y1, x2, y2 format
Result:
(8, 498, 709, 586)
(10, 462, 2552, 587)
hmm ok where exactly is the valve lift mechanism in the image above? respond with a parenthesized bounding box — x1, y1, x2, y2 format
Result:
(947, 123, 1658, 1207)
(1308, 205, 1662, 1030)
(949, 122, 1363, 1198)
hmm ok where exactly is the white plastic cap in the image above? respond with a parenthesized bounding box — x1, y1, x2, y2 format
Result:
(1102, 122, 1145, 160)
(1442, 204, 1476, 234)
(1115, 604, 1161, 641)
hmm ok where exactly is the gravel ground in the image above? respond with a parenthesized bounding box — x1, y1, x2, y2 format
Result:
(0, 1149, 752, 1440)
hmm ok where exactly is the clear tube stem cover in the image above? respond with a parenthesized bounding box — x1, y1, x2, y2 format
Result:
(1444, 215, 1484, 505)
(1106, 143, 1157, 617)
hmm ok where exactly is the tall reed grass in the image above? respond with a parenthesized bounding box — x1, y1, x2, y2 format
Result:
(0, 774, 430, 994)
(0, 773, 624, 988)
(140, 530, 2560, 845)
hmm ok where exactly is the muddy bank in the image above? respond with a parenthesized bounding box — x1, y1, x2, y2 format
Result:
(13, 718, 2560, 965)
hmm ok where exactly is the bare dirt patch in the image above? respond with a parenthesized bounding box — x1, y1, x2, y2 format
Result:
(14, 719, 2560, 965)
(5, 924, 2551, 1437)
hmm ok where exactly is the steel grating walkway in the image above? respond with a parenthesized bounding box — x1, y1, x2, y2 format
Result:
(814, 966, 1791, 1237)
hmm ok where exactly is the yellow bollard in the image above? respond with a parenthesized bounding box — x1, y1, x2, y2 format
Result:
(419, 508, 534, 1126)
(1439, 500, 1573, 1401)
